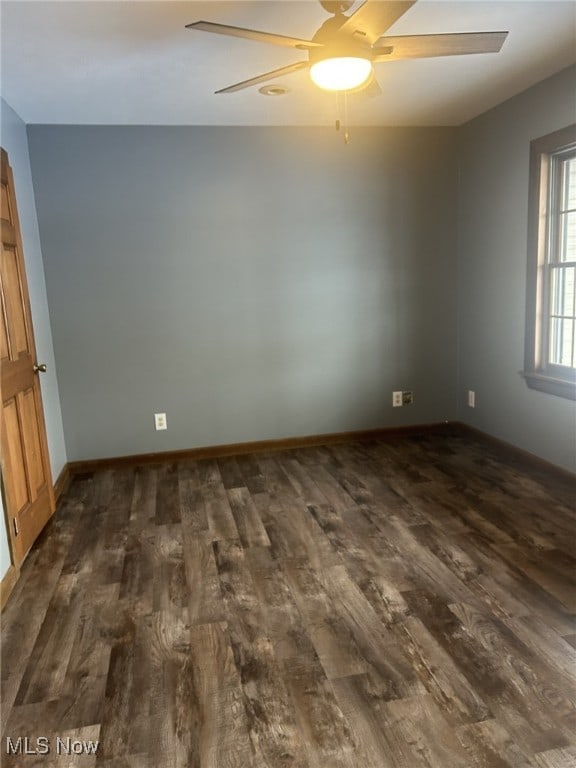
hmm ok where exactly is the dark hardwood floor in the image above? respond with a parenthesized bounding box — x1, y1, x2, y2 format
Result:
(2, 429, 575, 767)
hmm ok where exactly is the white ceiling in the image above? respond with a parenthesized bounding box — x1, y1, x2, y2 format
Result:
(1, 0, 575, 126)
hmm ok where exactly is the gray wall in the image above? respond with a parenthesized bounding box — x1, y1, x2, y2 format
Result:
(28, 126, 458, 461)
(0, 99, 67, 579)
(457, 65, 576, 472)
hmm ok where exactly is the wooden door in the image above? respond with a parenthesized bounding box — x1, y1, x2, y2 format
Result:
(0, 147, 54, 567)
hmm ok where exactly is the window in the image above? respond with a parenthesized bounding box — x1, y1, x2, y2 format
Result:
(524, 124, 576, 399)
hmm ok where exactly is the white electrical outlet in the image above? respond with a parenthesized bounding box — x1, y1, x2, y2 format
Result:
(154, 412, 167, 430)
(392, 391, 403, 407)
(467, 390, 475, 408)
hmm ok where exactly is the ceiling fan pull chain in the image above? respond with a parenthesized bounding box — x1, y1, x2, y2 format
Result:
(344, 91, 350, 144)
(333, 91, 351, 144)
(335, 91, 343, 135)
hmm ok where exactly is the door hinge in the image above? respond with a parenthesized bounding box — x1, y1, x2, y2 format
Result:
(12, 518, 19, 537)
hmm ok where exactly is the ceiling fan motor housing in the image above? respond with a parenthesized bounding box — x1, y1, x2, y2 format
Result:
(310, 13, 375, 60)
(313, 14, 358, 44)
(319, 1, 355, 15)
(308, 38, 374, 66)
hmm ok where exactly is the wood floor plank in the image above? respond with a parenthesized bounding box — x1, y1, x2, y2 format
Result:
(202, 481, 240, 542)
(184, 621, 256, 768)
(327, 448, 407, 513)
(98, 608, 152, 760)
(357, 575, 413, 628)
(330, 673, 398, 768)
(182, 530, 225, 626)
(235, 453, 268, 495)
(400, 614, 492, 725)
(302, 463, 358, 514)
(56, 582, 118, 732)
(265, 499, 340, 569)
(256, 453, 300, 499)
(217, 456, 246, 491)
(212, 540, 306, 767)
(249, 490, 284, 527)
(155, 464, 181, 526)
(277, 456, 331, 507)
(118, 525, 155, 614)
(409, 522, 482, 584)
(153, 523, 187, 614)
(0, 500, 73, 731)
(456, 718, 536, 768)
(309, 503, 414, 592)
(501, 614, 576, 683)
(563, 633, 576, 649)
(227, 486, 271, 549)
(403, 590, 530, 708)
(532, 745, 576, 768)
(449, 602, 576, 746)
(378, 518, 481, 606)
(382, 694, 472, 767)
(489, 541, 576, 612)
(130, 465, 158, 523)
(320, 565, 424, 698)
(282, 655, 357, 768)
(194, 458, 221, 486)
(455, 531, 576, 636)
(178, 463, 209, 533)
(282, 558, 368, 680)
(506, 497, 576, 556)
(13, 574, 83, 706)
(492, 702, 571, 757)
(245, 545, 318, 662)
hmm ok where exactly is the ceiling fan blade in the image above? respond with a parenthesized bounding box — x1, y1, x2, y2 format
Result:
(215, 61, 309, 94)
(338, 1, 416, 44)
(186, 21, 322, 49)
(373, 31, 508, 61)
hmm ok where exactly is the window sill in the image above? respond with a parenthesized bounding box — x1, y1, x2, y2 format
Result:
(522, 370, 576, 400)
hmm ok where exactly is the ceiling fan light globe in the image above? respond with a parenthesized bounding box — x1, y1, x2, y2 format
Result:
(309, 57, 373, 91)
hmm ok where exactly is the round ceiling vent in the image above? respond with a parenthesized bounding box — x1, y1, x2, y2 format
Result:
(258, 85, 289, 96)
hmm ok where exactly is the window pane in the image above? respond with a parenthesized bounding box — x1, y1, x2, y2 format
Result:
(550, 266, 575, 316)
(560, 210, 576, 261)
(551, 268, 563, 315)
(567, 266, 576, 314)
(564, 157, 576, 210)
(549, 317, 574, 366)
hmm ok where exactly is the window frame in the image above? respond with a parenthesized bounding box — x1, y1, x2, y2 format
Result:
(524, 124, 576, 400)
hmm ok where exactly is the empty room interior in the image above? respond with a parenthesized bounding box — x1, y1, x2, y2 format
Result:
(1, 1, 576, 766)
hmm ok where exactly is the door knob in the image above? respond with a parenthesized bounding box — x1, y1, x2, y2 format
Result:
(33, 363, 47, 373)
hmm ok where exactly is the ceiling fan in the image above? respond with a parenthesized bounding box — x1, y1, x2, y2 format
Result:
(186, 0, 508, 95)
